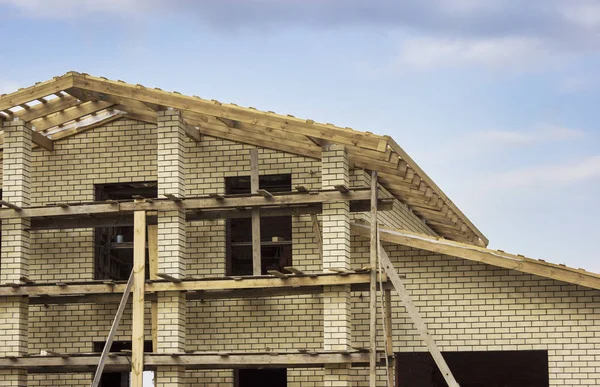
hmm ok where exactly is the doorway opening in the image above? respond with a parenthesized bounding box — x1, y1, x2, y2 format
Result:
(235, 368, 287, 387)
(396, 350, 549, 387)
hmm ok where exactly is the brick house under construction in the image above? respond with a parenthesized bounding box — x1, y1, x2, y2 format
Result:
(0, 72, 598, 387)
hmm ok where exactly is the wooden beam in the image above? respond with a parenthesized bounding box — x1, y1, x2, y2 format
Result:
(31, 130, 53, 151)
(0, 74, 75, 112)
(148, 224, 159, 353)
(0, 351, 376, 372)
(184, 123, 202, 142)
(16, 95, 80, 122)
(378, 243, 459, 387)
(250, 148, 262, 276)
(0, 188, 373, 220)
(27, 199, 393, 230)
(369, 171, 378, 387)
(384, 288, 394, 387)
(29, 281, 394, 305)
(0, 272, 377, 297)
(72, 74, 387, 152)
(311, 214, 323, 260)
(91, 271, 134, 387)
(131, 210, 146, 387)
(354, 223, 600, 291)
(30, 101, 114, 132)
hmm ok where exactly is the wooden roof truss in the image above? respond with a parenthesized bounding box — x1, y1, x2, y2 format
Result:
(0, 72, 488, 245)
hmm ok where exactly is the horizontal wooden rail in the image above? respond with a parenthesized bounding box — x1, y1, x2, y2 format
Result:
(0, 272, 382, 297)
(0, 351, 379, 372)
(28, 198, 393, 230)
(0, 188, 371, 220)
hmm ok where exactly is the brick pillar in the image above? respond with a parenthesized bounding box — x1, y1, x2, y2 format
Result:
(0, 119, 31, 386)
(156, 109, 187, 386)
(321, 144, 352, 386)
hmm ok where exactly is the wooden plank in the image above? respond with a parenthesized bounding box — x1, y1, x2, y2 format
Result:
(0, 273, 376, 297)
(353, 223, 600, 291)
(184, 123, 202, 142)
(91, 271, 134, 387)
(0, 189, 372, 220)
(15, 95, 81, 122)
(250, 148, 262, 276)
(378, 244, 459, 387)
(384, 288, 394, 387)
(148, 224, 159, 353)
(0, 351, 375, 372)
(72, 74, 386, 152)
(27, 198, 393, 230)
(131, 211, 146, 387)
(369, 171, 378, 387)
(0, 75, 75, 112)
(31, 130, 53, 151)
(30, 101, 114, 132)
(310, 214, 323, 260)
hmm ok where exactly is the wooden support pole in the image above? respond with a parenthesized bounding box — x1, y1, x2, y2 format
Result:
(91, 271, 134, 387)
(131, 210, 146, 387)
(311, 214, 323, 260)
(378, 243, 460, 387)
(384, 288, 394, 387)
(369, 171, 378, 387)
(250, 148, 262, 276)
(148, 224, 158, 353)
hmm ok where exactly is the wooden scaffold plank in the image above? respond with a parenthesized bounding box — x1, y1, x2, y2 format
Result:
(131, 210, 146, 387)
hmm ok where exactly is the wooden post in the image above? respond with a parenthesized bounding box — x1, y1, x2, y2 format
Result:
(379, 243, 460, 387)
(91, 271, 134, 387)
(369, 171, 378, 387)
(250, 148, 262, 275)
(131, 210, 146, 387)
(384, 288, 394, 387)
(148, 224, 158, 353)
(311, 214, 323, 260)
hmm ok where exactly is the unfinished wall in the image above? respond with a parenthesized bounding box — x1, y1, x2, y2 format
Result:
(0, 117, 597, 386)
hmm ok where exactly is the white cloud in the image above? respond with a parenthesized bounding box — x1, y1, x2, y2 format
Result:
(561, 1, 600, 30)
(472, 125, 585, 145)
(482, 155, 600, 190)
(395, 36, 565, 71)
(0, 0, 142, 17)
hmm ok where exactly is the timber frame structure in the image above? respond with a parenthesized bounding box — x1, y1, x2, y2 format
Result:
(0, 73, 599, 387)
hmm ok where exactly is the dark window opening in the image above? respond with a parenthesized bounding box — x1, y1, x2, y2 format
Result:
(396, 350, 549, 387)
(94, 182, 157, 280)
(93, 341, 153, 387)
(225, 174, 292, 276)
(235, 368, 287, 387)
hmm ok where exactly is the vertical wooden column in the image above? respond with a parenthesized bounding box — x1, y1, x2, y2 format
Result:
(369, 171, 378, 386)
(0, 119, 32, 387)
(156, 108, 187, 386)
(321, 144, 352, 387)
(384, 289, 395, 387)
(148, 224, 159, 352)
(250, 148, 262, 275)
(131, 210, 146, 387)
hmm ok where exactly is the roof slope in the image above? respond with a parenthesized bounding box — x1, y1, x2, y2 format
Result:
(353, 223, 600, 291)
(0, 72, 487, 245)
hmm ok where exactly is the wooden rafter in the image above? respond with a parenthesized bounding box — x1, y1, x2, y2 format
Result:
(30, 101, 114, 132)
(15, 95, 81, 122)
(353, 223, 600, 290)
(71, 73, 388, 151)
(0, 75, 74, 112)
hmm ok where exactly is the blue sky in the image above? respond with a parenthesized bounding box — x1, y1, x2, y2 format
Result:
(1, 0, 599, 272)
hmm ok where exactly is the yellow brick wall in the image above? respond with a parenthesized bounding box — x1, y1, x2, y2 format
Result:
(0, 117, 596, 386)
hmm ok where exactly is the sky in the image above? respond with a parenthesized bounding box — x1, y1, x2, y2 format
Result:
(0, 0, 599, 275)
